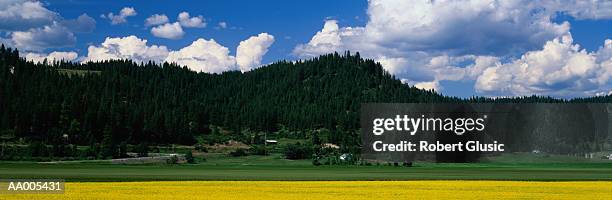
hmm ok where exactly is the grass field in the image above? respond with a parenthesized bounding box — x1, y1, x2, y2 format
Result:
(0, 153, 611, 181)
(1, 154, 611, 199)
(2, 181, 611, 200)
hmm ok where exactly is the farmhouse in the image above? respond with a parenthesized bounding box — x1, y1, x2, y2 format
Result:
(265, 140, 278, 145)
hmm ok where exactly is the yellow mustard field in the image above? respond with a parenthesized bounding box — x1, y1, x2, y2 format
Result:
(2, 181, 612, 200)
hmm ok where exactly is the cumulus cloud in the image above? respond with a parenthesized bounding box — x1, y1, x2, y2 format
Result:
(165, 38, 236, 73)
(177, 12, 205, 28)
(81, 33, 275, 74)
(293, 20, 341, 58)
(414, 81, 441, 92)
(151, 22, 184, 40)
(598, 40, 612, 63)
(401, 79, 442, 92)
(11, 22, 76, 51)
(25, 51, 78, 63)
(145, 14, 169, 26)
(61, 14, 96, 33)
(294, 0, 612, 97)
(295, 0, 581, 58)
(104, 7, 137, 25)
(293, 20, 363, 59)
(362, 0, 572, 55)
(218, 22, 227, 29)
(377, 56, 424, 79)
(0, 0, 57, 31)
(236, 33, 275, 72)
(376, 54, 498, 93)
(0, 1, 96, 51)
(83, 35, 169, 63)
(475, 35, 612, 97)
(165, 33, 274, 73)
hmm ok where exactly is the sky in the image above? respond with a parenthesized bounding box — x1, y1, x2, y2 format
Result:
(0, 0, 611, 98)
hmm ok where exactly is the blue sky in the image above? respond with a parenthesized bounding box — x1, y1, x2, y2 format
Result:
(44, 0, 369, 64)
(1, 0, 611, 98)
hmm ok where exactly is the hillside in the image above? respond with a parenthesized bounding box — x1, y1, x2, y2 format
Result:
(0, 45, 610, 160)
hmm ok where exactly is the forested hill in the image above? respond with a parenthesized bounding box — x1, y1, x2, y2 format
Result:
(0, 45, 610, 148)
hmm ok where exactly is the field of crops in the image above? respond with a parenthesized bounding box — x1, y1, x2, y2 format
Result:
(3, 181, 611, 200)
(1, 154, 611, 199)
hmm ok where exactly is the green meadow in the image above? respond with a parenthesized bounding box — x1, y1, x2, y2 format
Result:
(1, 153, 610, 182)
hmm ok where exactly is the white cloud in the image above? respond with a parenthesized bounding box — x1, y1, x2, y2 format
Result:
(25, 51, 78, 63)
(465, 56, 501, 80)
(83, 35, 169, 63)
(295, 0, 580, 58)
(81, 33, 274, 74)
(104, 7, 137, 25)
(0, 1, 96, 51)
(293, 20, 363, 59)
(145, 14, 169, 26)
(293, 20, 341, 58)
(401, 79, 441, 92)
(414, 81, 441, 92)
(177, 12, 205, 28)
(164, 38, 236, 73)
(475, 35, 612, 97)
(293, 0, 612, 97)
(377, 56, 409, 75)
(0, 0, 57, 31)
(151, 22, 184, 40)
(377, 54, 498, 93)
(11, 22, 76, 51)
(362, 0, 572, 55)
(236, 33, 275, 72)
(218, 22, 227, 29)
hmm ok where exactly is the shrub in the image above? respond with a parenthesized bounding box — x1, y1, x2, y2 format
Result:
(119, 142, 128, 158)
(136, 143, 148, 157)
(166, 155, 179, 164)
(284, 142, 312, 160)
(28, 141, 48, 157)
(195, 143, 208, 152)
(249, 145, 268, 155)
(185, 151, 195, 164)
(80, 146, 97, 159)
(312, 156, 322, 166)
(229, 148, 248, 157)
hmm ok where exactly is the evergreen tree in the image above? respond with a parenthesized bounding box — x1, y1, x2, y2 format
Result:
(0, 45, 609, 159)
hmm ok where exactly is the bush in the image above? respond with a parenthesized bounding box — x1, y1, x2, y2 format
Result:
(249, 145, 268, 155)
(284, 142, 312, 160)
(119, 142, 128, 158)
(229, 148, 248, 157)
(166, 155, 179, 164)
(28, 141, 48, 157)
(136, 143, 148, 157)
(195, 143, 208, 152)
(80, 146, 97, 159)
(185, 151, 195, 164)
(204, 127, 231, 145)
(312, 156, 322, 166)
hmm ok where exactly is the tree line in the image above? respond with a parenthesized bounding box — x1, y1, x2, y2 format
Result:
(0, 45, 609, 160)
